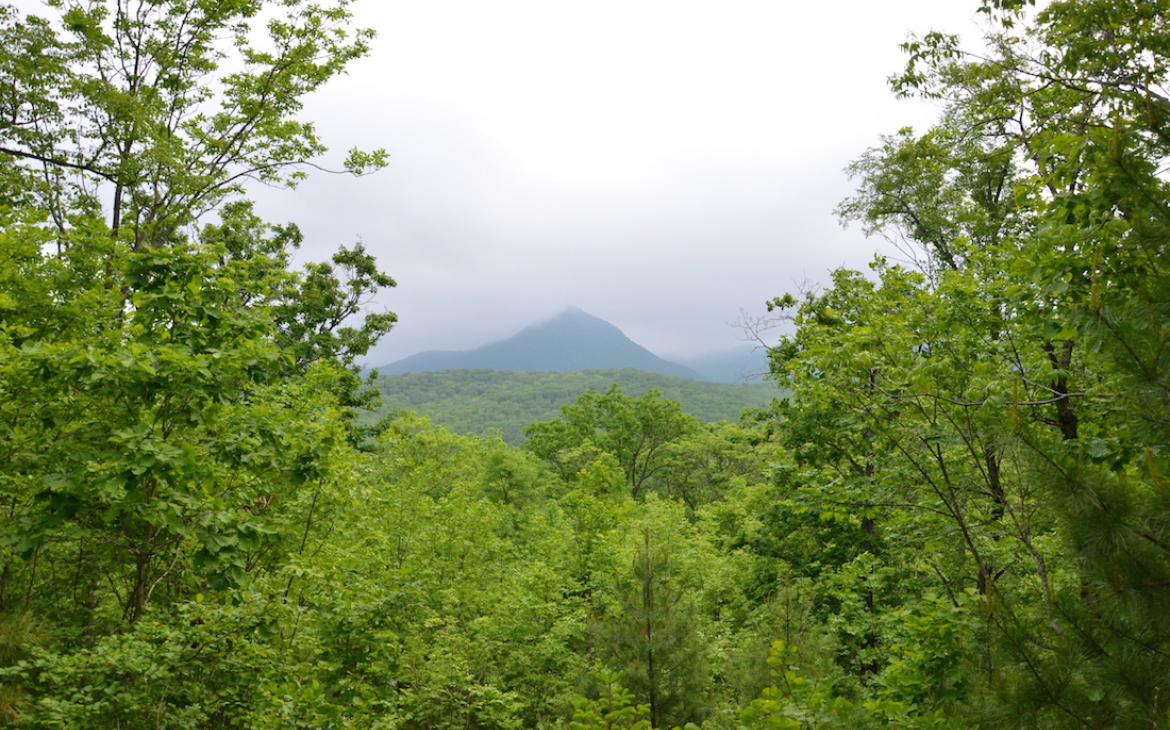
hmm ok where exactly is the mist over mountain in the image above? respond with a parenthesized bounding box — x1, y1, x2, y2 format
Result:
(676, 345, 770, 384)
(379, 307, 703, 380)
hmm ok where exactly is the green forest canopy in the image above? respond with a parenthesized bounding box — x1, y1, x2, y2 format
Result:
(368, 369, 778, 443)
(1, 0, 1169, 727)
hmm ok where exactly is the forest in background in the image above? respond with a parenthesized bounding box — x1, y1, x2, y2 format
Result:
(367, 369, 777, 443)
(2, 0, 1169, 727)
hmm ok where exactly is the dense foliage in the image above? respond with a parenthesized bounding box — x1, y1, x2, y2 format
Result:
(368, 369, 777, 443)
(2, 0, 1169, 727)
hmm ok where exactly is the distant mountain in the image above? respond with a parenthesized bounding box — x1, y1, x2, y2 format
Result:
(379, 307, 702, 380)
(677, 345, 770, 384)
(368, 369, 778, 443)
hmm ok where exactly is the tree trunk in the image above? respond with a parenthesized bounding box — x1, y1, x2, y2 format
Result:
(642, 530, 658, 727)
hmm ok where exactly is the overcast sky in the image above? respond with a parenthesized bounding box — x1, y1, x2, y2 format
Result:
(248, 0, 984, 364)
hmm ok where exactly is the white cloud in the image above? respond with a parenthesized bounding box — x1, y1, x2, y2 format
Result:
(247, 0, 985, 362)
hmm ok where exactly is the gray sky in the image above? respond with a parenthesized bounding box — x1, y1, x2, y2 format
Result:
(249, 0, 983, 364)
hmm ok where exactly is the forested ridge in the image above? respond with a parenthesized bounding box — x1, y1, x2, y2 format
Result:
(368, 369, 777, 443)
(2, 0, 1169, 727)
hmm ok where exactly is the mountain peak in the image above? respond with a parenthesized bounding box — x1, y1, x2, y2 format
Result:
(535, 306, 614, 328)
(379, 310, 701, 380)
(548, 305, 597, 321)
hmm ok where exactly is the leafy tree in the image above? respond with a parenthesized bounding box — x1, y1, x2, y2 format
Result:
(0, 0, 395, 633)
(659, 421, 769, 512)
(0, 0, 386, 250)
(526, 386, 698, 498)
(201, 200, 396, 410)
(2, 237, 351, 625)
(764, 0, 1170, 724)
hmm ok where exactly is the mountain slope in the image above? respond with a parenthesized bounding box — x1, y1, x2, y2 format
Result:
(369, 369, 779, 443)
(379, 307, 701, 379)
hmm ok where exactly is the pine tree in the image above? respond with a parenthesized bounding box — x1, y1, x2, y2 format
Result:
(595, 528, 707, 728)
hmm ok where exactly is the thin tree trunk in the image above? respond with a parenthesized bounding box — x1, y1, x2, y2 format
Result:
(1045, 340, 1079, 440)
(127, 550, 151, 623)
(642, 530, 658, 727)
